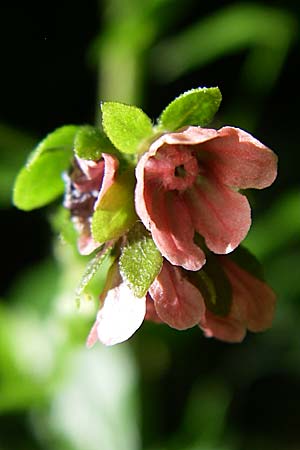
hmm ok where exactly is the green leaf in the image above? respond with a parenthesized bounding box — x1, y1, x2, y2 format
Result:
(119, 222, 163, 298)
(13, 125, 79, 211)
(229, 246, 265, 281)
(74, 125, 117, 160)
(158, 87, 222, 131)
(0, 123, 36, 208)
(75, 242, 115, 302)
(101, 102, 153, 154)
(188, 254, 232, 316)
(91, 169, 137, 243)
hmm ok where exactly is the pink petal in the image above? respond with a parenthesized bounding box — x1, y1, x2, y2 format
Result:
(150, 126, 218, 148)
(93, 281, 146, 346)
(149, 261, 205, 330)
(221, 256, 276, 332)
(184, 173, 251, 254)
(135, 168, 205, 271)
(199, 255, 276, 343)
(94, 153, 119, 209)
(86, 320, 99, 348)
(145, 294, 163, 323)
(77, 231, 101, 255)
(198, 126, 278, 189)
(74, 157, 105, 192)
(199, 309, 246, 343)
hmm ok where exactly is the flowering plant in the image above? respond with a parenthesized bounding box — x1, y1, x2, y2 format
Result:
(13, 87, 277, 346)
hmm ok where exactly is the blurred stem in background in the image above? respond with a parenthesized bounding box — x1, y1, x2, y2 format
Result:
(150, 3, 297, 130)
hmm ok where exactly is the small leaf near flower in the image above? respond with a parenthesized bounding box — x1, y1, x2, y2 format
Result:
(75, 241, 115, 303)
(157, 87, 222, 131)
(91, 168, 137, 243)
(228, 245, 265, 281)
(119, 222, 163, 298)
(74, 125, 117, 160)
(13, 125, 79, 211)
(101, 102, 153, 154)
(188, 253, 232, 316)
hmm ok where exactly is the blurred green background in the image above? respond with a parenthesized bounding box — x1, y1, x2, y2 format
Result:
(0, 1, 299, 449)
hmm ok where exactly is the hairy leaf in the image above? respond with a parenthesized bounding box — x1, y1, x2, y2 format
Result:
(158, 87, 222, 131)
(102, 102, 153, 154)
(13, 125, 79, 210)
(119, 223, 163, 298)
(74, 125, 117, 160)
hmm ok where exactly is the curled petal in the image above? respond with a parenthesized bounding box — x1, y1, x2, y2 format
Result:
(199, 126, 278, 189)
(88, 279, 146, 346)
(184, 174, 251, 254)
(221, 256, 276, 332)
(75, 157, 105, 191)
(94, 153, 119, 209)
(149, 261, 205, 330)
(149, 126, 218, 148)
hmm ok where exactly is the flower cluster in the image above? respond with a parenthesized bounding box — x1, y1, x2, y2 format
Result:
(13, 88, 278, 346)
(67, 124, 277, 346)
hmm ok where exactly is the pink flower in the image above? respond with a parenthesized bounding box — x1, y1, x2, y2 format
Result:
(86, 252, 275, 346)
(64, 154, 119, 254)
(199, 255, 276, 342)
(135, 126, 277, 271)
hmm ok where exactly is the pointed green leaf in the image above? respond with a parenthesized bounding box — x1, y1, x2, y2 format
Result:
(75, 242, 115, 302)
(229, 245, 265, 281)
(91, 169, 137, 243)
(158, 87, 222, 131)
(74, 125, 117, 160)
(13, 125, 79, 211)
(119, 222, 163, 298)
(101, 102, 153, 154)
(188, 254, 232, 316)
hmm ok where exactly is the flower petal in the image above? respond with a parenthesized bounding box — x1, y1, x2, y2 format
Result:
(86, 320, 99, 348)
(76, 157, 105, 185)
(94, 153, 119, 209)
(184, 174, 251, 254)
(145, 294, 163, 323)
(221, 256, 276, 332)
(199, 309, 246, 343)
(151, 126, 218, 148)
(94, 281, 146, 346)
(198, 126, 278, 189)
(199, 255, 276, 343)
(149, 261, 205, 330)
(136, 169, 205, 271)
(77, 227, 101, 255)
